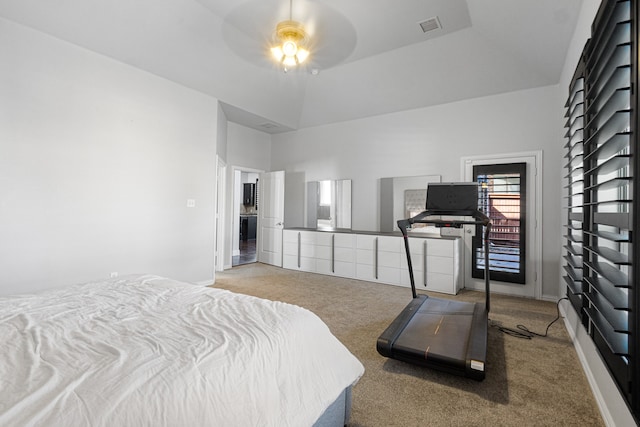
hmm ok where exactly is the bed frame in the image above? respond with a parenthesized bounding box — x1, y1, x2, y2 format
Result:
(313, 386, 353, 427)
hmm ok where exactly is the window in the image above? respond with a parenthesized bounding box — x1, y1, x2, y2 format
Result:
(472, 163, 526, 284)
(564, 0, 635, 412)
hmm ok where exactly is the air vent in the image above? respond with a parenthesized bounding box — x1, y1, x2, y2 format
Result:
(418, 16, 441, 33)
(259, 122, 278, 129)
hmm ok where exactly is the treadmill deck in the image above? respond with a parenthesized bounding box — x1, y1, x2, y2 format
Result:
(377, 295, 488, 380)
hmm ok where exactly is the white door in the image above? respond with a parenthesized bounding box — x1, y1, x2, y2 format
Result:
(460, 152, 542, 299)
(258, 170, 285, 267)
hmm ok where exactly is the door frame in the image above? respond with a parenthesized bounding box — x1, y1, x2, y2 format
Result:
(460, 151, 543, 299)
(215, 156, 227, 274)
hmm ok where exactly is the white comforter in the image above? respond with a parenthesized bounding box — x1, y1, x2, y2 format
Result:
(0, 275, 364, 426)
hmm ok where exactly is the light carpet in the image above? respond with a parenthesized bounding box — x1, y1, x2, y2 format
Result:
(214, 263, 604, 427)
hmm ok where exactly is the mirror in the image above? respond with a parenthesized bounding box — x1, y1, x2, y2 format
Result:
(313, 180, 352, 230)
(379, 174, 440, 232)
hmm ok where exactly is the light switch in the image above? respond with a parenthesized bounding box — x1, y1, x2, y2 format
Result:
(187, 199, 196, 208)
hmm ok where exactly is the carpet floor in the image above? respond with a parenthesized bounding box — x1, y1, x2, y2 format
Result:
(214, 263, 604, 427)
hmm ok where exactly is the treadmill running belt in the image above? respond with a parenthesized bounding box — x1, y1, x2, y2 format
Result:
(393, 299, 476, 369)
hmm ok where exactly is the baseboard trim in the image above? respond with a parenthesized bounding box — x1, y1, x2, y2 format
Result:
(541, 293, 559, 302)
(560, 301, 634, 427)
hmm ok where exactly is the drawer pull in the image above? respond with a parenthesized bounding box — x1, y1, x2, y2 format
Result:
(374, 237, 379, 280)
(424, 240, 428, 287)
(331, 234, 335, 273)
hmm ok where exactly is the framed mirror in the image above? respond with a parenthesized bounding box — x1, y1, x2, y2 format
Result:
(310, 179, 352, 230)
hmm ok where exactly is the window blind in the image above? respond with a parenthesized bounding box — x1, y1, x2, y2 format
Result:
(564, 0, 637, 413)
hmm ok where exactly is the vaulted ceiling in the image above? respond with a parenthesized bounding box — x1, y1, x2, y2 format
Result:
(0, 0, 583, 132)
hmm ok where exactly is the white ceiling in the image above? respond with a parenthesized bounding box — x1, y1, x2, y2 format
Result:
(0, 0, 583, 133)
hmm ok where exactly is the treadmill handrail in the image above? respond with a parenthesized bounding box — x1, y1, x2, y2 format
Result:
(403, 209, 490, 226)
(397, 209, 492, 312)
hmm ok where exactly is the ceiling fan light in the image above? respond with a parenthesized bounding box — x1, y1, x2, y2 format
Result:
(271, 46, 284, 61)
(296, 48, 309, 64)
(282, 40, 298, 57)
(271, 16, 310, 68)
(282, 55, 297, 67)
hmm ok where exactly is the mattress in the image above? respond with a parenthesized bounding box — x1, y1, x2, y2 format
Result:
(0, 274, 364, 426)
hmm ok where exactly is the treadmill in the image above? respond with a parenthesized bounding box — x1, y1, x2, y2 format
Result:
(376, 182, 492, 381)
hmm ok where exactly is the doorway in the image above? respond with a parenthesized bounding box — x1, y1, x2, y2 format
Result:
(232, 168, 260, 266)
(460, 151, 542, 299)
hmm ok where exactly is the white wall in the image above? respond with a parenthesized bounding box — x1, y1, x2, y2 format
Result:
(272, 85, 562, 298)
(222, 122, 271, 268)
(0, 18, 219, 295)
(227, 123, 272, 171)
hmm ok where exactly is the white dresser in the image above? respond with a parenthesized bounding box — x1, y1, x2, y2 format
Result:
(282, 229, 463, 295)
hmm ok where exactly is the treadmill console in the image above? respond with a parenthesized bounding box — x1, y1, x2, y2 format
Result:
(426, 182, 479, 214)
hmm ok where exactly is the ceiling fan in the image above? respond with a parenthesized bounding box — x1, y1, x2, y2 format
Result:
(219, 0, 356, 73)
(270, 0, 310, 70)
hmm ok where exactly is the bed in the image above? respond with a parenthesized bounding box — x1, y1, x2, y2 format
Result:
(0, 274, 364, 426)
